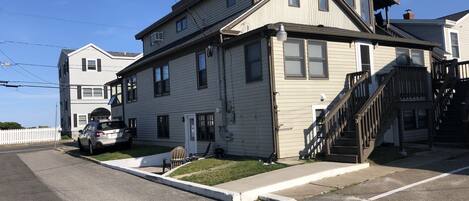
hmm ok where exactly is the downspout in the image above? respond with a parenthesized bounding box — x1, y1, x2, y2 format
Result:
(267, 35, 279, 160)
(120, 78, 126, 124)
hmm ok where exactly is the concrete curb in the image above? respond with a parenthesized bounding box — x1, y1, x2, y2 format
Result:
(101, 162, 241, 201)
(55, 147, 240, 200)
(55, 147, 369, 201)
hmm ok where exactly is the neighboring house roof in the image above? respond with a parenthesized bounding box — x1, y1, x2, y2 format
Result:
(61, 43, 142, 59)
(438, 9, 469, 22)
(135, 0, 203, 40)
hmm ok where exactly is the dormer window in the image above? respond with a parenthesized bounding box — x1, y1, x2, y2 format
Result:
(176, 17, 188, 33)
(227, 0, 236, 8)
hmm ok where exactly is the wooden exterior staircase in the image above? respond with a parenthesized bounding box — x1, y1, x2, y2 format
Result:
(314, 66, 432, 163)
(432, 60, 469, 146)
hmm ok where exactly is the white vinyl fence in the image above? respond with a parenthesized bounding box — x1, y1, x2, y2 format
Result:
(0, 128, 61, 145)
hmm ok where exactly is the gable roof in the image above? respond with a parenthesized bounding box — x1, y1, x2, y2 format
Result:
(117, 11, 246, 76)
(438, 9, 469, 22)
(61, 44, 142, 59)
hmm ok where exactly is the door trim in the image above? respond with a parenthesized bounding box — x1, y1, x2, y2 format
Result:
(355, 41, 374, 74)
(184, 114, 197, 154)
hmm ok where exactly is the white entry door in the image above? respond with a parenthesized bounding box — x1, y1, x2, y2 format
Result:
(184, 114, 197, 155)
(356, 42, 377, 93)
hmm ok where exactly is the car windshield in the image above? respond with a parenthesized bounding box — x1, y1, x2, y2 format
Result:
(98, 121, 125, 131)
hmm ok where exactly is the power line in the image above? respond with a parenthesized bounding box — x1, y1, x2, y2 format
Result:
(0, 48, 55, 84)
(1, 80, 109, 87)
(0, 9, 139, 30)
(17, 62, 126, 69)
(0, 40, 74, 49)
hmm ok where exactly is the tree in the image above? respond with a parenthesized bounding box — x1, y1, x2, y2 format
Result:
(0, 122, 23, 130)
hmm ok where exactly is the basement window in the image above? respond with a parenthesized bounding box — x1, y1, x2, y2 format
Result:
(404, 109, 428, 131)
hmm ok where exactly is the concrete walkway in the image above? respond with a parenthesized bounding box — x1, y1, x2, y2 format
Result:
(274, 146, 469, 200)
(215, 161, 369, 200)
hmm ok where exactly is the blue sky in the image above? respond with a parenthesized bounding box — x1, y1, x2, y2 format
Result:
(0, 0, 467, 127)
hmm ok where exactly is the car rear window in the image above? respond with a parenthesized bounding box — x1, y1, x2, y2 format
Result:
(98, 121, 125, 131)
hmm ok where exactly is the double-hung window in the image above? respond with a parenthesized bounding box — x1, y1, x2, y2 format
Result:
(157, 115, 170, 139)
(288, 0, 300, 7)
(78, 115, 87, 126)
(245, 41, 263, 82)
(93, 88, 103, 97)
(284, 39, 306, 78)
(87, 59, 97, 70)
(197, 113, 215, 141)
(126, 75, 137, 103)
(308, 41, 328, 78)
(196, 52, 208, 88)
(226, 0, 236, 7)
(404, 109, 428, 131)
(410, 49, 424, 66)
(319, 0, 329, 11)
(176, 17, 188, 33)
(83, 88, 93, 98)
(154, 65, 170, 96)
(450, 32, 460, 58)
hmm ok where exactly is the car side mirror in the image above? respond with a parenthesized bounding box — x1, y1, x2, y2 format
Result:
(78, 130, 83, 134)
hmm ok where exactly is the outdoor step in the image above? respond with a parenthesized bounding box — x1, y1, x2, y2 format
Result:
(334, 138, 357, 146)
(325, 154, 359, 163)
(331, 145, 358, 155)
(434, 136, 466, 143)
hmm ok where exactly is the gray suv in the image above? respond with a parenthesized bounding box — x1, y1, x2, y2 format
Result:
(77, 120, 132, 155)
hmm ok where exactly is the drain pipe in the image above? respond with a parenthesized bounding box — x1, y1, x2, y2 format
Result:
(267, 36, 279, 160)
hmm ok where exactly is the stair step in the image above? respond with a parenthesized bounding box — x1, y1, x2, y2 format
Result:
(325, 154, 359, 163)
(334, 138, 357, 146)
(331, 146, 358, 155)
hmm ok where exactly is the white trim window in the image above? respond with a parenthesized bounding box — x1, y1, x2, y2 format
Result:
(450, 32, 460, 58)
(82, 87, 103, 98)
(87, 59, 97, 70)
(396, 48, 425, 66)
(78, 114, 88, 126)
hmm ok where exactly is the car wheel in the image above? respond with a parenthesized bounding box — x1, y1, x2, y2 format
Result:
(78, 141, 84, 152)
(125, 138, 133, 149)
(88, 141, 94, 155)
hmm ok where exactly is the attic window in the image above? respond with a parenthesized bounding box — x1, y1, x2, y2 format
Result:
(176, 17, 188, 33)
(319, 0, 329, 11)
(288, 0, 300, 7)
(360, 0, 371, 24)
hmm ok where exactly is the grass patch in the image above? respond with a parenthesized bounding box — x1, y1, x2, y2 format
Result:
(368, 144, 426, 165)
(61, 135, 72, 140)
(91, 145, 172, 161)
(170, 157, 288, 186)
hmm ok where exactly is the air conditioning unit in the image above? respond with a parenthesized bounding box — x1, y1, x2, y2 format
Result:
(151, 32, 164, 45)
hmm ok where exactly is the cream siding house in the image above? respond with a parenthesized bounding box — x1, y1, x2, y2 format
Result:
(108, 0, 436, 160)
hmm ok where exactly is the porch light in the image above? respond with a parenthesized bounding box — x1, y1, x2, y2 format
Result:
(276, 24, 288, 42)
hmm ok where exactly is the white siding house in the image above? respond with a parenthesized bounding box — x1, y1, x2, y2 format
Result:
(58, 44, 141, 138)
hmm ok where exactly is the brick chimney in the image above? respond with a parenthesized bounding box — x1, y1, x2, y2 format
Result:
(403, 9, 415, 20)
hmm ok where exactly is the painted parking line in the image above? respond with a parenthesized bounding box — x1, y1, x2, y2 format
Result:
(368, 165, 469, 201)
